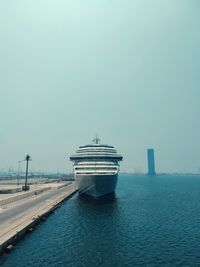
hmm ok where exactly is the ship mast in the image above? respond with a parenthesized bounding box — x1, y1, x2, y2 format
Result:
(93, 135, 100, 144)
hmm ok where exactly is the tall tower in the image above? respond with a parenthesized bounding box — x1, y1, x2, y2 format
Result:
(147, 149, 156, 175)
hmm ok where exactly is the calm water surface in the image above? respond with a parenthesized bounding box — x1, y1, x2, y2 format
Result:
(1, 175, 200, 267)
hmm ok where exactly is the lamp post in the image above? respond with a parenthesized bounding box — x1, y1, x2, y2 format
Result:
(23, 154, 31, 191)
(17, 160, 21, 186)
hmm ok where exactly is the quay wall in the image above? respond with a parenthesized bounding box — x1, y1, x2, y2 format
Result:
(0, 187, 51, 207)
(0, 182, 72, 207)
(0, 185, 77, 256)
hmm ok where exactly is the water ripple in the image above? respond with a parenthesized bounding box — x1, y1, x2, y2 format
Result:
(1, 175, 200, 267)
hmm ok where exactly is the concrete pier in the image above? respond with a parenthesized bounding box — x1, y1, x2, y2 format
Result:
(0, 182, 77, 256)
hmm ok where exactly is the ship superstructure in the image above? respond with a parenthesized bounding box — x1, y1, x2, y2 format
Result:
(70, 137, 123, 198)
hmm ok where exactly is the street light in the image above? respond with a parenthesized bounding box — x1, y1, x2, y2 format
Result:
(17, 160, 22, 186)
(22, 154, 32, 191)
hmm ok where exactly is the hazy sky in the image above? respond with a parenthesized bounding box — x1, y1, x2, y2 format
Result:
(0, 0, 200, 173)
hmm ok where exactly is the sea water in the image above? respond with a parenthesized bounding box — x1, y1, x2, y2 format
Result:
(1, 175, 200, 267)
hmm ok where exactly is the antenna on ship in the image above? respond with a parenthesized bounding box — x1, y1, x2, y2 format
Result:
(93, 134, 100, 144)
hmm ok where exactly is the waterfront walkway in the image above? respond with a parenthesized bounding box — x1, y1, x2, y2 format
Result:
(0, 183, 76, 254)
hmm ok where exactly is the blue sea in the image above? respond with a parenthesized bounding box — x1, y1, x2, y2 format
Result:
(1, 175, 200, 267)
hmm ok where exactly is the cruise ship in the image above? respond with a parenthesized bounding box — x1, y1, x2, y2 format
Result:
(70, 137, 123, 198)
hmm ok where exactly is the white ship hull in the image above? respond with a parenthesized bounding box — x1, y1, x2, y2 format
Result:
(70, 137, 122, 199)
(75, 174, 118, 198)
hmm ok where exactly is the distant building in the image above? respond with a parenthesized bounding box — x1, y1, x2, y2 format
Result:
(147, 149, 156, 175)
